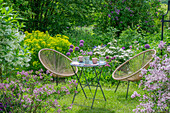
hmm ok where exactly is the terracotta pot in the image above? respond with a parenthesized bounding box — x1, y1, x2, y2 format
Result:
(92, 58, 98, 64)
(78, 56, 83, 62)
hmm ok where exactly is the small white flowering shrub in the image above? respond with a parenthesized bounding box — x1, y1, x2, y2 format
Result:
(93, 38, 133, 64)
(0, 3, 31, 77)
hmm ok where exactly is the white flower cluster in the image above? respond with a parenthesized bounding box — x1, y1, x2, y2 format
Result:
(0, 24, 31, 69)
(93, 39, 133, 61)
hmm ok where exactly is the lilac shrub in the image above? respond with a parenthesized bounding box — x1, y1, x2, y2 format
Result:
(133, 43, 170, 113)
(0, 69, 77, 113)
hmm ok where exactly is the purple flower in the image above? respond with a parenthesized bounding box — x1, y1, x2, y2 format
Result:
(111, 57, 116, 60)
(57, 108, 61, 113)
(120, 21, 123, 23)
(70, 45, 74, 48)
(79, 43, 84, 47)
(158, 41, 166, 49)
(131, 91, 141, 98)
(122, 47, 125, 50)
(88, 52, 93, 56)
(69, 48, 73, 53)
(93, 46, 97, 49)
(115, 16, 118, 20)
(129, 45, 132, 49)
(167, 46, 170, 52)
(115, 9, 120, 15)
(108, 14, 111, 18)
(79, 40, 84, 43)
(66, 27, 69, 29)
(130, 14, 133, 16)
(145, 21, 148, 23)
(66, 52, 71, 56)
(111, 11, 113, 13)
(105, 63, 110, 67)
(80, 50, 83, 52)
(75, 47, 79, 51)
(144, 44, 150, 49)
(106, 56, 109, 59)
(46, 70, 49, 74)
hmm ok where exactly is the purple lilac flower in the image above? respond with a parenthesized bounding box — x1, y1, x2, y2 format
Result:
(88, 52, 93, 56)
(120, 21, 123, 23)
(79, 43, 84, 47)
(130, 14, 133, 16)
(69, 48, 73, 53)
(66, 27, 69, 29)
(115, 9, 120, 15)
(122, 47, 125, 50)
(57, 108, 61, 113)
(115, 16, 118, 20)
(158, 41, 166, 49)
(106, 56, 109, 59)
(167, 46, 170, 52)
(144, 44, 150, 49)
(111, 11, 113, 13)
(66, 52, 71, 56)
(131, 91, 141, 98)
(75, 47, 79, 51)
(79, 40, 84, 43)
(46, 70, 49, 74)
(80, 50, 83, 52)
(70, 45, 74, 48)
(145, 21, 148, 23)
(108, 14, 111, 18)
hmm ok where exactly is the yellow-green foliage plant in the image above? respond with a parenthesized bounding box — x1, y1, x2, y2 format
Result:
(24, 30, 72, 71)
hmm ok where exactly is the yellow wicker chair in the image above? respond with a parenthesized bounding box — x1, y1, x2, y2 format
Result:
(38, 49, 78, 85)
(112, 49, 156, 98)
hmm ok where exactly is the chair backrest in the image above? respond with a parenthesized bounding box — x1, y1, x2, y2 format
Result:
(112, 49, 156, 81)
(38, 49, 78, 77)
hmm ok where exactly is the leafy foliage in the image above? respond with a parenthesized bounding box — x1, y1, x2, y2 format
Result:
(24, 30, 72, 71)
(0, 0, 31, 78)
(0, 69, 77, 112)
(93, 0, 164, 35)
(4, 0, 103, 35)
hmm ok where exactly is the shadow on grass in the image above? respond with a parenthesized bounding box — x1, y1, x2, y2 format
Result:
(76, 107, 115, 113)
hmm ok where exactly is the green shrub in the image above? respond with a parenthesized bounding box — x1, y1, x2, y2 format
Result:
(24, 30, 72, 71)
(94, 0, 163, 34)
(0, 0, 31, 79)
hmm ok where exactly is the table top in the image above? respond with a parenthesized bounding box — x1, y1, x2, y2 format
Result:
(70, 61, 106, 67)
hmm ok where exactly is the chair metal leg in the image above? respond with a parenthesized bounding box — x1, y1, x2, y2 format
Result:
(126, 81, 130, 99)
(56, 76, 59, 86)
(115, 81, 120, 93)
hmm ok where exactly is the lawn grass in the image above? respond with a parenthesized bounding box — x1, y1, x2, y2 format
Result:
(57, 82, 143, 113)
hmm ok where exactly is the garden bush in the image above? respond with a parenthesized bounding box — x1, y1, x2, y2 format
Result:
(0, 69, 77, 112)
(24, 30, 72, 71)
(93, 0, 164, 35)
(0, 0, 31, 79)
(132, 42, 170, 112)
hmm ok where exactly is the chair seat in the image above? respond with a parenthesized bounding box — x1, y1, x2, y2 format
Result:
(112, 49, 156, 81)
(38, 48, 78, 77)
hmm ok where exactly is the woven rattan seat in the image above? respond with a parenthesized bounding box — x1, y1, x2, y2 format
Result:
(38, 49, 78, 84)
(112, 49, 156, 98)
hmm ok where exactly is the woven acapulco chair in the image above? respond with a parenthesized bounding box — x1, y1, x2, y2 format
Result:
(38, 49, 78, 85)
(112, 49, 156, 99)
